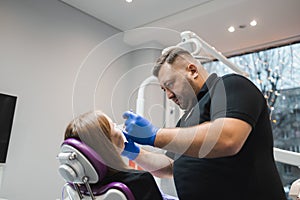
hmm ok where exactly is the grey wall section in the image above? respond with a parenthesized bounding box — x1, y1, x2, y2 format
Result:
(0, 1, 168, 199)
(0, 0, 120, 199)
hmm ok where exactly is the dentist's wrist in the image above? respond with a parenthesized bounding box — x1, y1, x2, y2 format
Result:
(153, 128, 161, 147)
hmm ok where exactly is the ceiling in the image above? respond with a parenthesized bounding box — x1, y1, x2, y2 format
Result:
(60, 0, 300, 56)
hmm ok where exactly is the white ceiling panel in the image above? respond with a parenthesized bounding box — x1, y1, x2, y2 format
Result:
(61, 0, 212, 30)
(60, 0, 300, 56)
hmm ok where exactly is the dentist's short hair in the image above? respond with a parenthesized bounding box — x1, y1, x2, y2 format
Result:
(153, 47, 193, 77)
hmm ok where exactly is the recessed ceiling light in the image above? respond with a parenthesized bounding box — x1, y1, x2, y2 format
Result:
(250, 20, 257, 26)
(126, 0, 133, 3)
(228, 26, 235, 33)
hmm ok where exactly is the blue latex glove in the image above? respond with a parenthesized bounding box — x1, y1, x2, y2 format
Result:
(121, 133, 140, 160)
(122, 111, 159, 146)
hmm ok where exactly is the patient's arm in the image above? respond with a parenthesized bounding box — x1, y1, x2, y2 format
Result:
(134, 148, 173, 178)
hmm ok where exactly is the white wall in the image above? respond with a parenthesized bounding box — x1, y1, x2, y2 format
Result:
(0, 1, 167, 199)
(0, 1, 169, 199)
(0, 0, 121, 199)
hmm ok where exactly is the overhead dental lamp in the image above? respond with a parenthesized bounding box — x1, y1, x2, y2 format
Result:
(163, 31, 249, 77)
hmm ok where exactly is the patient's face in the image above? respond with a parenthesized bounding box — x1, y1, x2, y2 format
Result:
(105, 116, 125, 153)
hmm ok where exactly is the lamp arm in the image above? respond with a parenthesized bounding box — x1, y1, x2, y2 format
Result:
(177, 31, 249, 77)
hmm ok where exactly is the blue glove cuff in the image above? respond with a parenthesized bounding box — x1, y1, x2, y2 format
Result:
(149, 126, 159, 146)
(129, 126, 158, 146)
(121, 147, 140, 160)
(121, 140, 140, 160)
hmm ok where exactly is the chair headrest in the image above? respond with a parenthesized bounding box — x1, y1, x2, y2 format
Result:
(58, 138, 108, 184)
(58, 138, 136, 200)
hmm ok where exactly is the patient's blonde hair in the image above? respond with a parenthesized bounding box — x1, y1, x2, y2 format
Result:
(64, 110, 128, 171)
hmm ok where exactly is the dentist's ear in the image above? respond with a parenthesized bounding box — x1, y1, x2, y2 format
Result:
(187, 63, 199, 79)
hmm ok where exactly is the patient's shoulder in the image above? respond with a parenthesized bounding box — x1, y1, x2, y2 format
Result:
(115, 169, 157, 185)
(103, 169, 163, 200)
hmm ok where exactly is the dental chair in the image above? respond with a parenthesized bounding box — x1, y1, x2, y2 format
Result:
(57, 138, 135, 200)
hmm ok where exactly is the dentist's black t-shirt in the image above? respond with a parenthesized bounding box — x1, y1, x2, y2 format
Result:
(171, 73, 286, 200)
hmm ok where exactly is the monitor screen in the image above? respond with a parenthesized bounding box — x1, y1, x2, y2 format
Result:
(0, 93, 17, 163)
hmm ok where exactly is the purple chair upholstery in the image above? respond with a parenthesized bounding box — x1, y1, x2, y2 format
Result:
(59, 138, 135, 200)
(63, 138, 108, 182)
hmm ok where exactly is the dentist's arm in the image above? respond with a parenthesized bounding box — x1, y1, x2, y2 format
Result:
(135, 148, 173, 178)
(123, 111, 251, 158)
(155, 117, 251, 158)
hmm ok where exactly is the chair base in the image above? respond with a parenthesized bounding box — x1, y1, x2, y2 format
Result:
(62, 183, 128, 200)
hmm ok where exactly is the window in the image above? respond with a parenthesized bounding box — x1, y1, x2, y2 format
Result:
(203, 42, 300, 195)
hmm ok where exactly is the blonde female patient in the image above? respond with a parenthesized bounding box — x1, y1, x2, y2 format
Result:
(64, 110, 177, 200)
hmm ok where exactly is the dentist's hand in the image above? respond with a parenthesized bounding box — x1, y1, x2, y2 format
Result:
(121, 133, 140, 160)
(122, 111, 159, 146)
